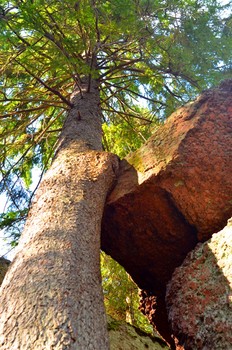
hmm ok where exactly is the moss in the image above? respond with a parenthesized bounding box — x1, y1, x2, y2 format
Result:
(127, 152, 145, 173)
(108, 319, 121, 331)
(133, 326, 168, 347)
(108, 316, 170, 349)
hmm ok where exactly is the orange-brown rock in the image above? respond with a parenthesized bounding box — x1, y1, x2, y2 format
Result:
(101, 80, 232, 346)
(166, 218, 232, 350)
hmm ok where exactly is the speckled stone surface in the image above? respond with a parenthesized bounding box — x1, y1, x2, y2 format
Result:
(166, 219, 232, 350)
(102, 80, 232, 346)
(108, 315, 169, 350)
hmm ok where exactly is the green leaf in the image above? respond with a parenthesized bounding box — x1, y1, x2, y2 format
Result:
(0, 0, 231, 241)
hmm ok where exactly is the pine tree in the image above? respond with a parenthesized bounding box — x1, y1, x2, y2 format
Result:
(0, 0, 231, 348)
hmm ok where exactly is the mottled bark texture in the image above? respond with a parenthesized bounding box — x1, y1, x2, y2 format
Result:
(0, 82, 119, 349)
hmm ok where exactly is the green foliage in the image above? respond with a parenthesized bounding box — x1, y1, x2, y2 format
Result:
(0, 0, 231, 240)
(0, 209, 27, 243)
(102, 112, 157, 158)
(0, 0, 231, 333)
(101, 252, 153, 334)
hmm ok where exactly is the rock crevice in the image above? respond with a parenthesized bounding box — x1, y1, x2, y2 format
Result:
(102, 80, 232, 346)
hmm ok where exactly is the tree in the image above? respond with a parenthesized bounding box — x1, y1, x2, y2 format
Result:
(101, 252, 153, 334)
(0, 0, 231, 348)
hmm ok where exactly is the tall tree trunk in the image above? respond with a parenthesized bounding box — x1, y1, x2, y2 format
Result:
(0, 81, 119, 349)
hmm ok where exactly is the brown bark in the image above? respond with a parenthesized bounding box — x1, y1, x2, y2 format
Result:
(0, 82, 119, 349)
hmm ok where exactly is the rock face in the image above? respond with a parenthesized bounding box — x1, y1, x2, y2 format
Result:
(166, 219, 232, 350)
(101, 80, 232, 345)
(108, 315, 169, 350)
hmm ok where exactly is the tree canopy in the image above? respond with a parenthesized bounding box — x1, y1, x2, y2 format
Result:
(0, 0, 231, 240)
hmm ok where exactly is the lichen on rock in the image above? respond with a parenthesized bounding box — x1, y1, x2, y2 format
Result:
(166, 218, 232, 349)
(108, 315, 169, 350)
(102, 80, 232, 344)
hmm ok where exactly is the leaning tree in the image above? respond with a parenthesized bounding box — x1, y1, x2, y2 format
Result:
(0, 0, 231, 349)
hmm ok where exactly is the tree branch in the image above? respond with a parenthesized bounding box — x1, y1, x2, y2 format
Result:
(103, 81, 166, 106)
(14, 59, 73, 107)
(102, 107, 153, 123)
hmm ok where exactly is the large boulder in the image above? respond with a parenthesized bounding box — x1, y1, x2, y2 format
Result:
(166, 218, 232, 350)
(101, 80, 232, 345)
(108, 315, 169, 350)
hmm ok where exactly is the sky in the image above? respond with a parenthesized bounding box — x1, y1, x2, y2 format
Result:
(0, 194, 17, 260)
(0, 166, 42, 260)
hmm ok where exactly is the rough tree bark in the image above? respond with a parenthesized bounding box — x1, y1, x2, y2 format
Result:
(0, 80, 119, 349)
